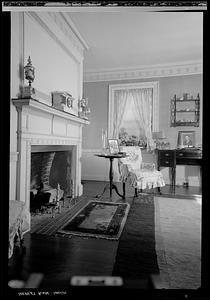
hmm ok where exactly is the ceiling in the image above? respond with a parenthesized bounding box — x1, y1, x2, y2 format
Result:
(68, 11, 203, 73)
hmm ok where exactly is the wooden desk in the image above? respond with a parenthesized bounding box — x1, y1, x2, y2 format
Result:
(157, 148, 202, 191)
(95, 153, 127, 199)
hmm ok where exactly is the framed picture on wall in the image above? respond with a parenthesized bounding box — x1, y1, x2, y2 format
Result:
(108, 139, 120, 154)
(177, 131, 195, 148)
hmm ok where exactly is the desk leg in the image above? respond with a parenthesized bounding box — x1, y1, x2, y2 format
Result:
(174, 167, 176, 193)
(157, 187, 161, 194)
(169, 167, 176, 193)
(172, 167, 176, 193)
(200, 165, 202, 190)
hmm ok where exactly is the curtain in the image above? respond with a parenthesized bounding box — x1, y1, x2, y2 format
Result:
(112, 90, 129, 139)
(132, 88, 155, 151)
(112, 87, 155, 151)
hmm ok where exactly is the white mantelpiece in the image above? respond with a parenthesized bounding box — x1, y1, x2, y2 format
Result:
(12, 97, 89, 230)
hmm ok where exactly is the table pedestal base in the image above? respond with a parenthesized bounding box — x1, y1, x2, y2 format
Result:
(96, 182, 125, 200)
(95, 154, 127, 200)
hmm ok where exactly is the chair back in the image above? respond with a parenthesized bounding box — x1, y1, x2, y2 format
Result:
(119, 146, 142, 170)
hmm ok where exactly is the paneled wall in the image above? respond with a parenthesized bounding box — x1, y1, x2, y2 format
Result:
(24, 13, 80, 98)
(10, 12, 86, 200)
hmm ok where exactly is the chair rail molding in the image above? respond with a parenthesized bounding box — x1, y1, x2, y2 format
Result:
(84, 60, 202, 82)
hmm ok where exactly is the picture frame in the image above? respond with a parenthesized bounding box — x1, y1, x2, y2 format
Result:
(177, 131, 195, 148)
(108, 139, 120, 154)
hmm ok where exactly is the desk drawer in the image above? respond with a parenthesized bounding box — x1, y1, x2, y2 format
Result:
(159, 158, 174, 167)
(158, 150, 175, 159)
(158, 150, 175, 167)
(176, 150, 202, 159)
(176, 157, 202, 166)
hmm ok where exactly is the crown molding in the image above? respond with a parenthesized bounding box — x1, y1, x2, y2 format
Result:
(84, 60, 202, 82)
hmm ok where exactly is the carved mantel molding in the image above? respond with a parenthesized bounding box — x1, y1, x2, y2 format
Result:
(12, 98, 90, 126)
(12, 95, 89, 220)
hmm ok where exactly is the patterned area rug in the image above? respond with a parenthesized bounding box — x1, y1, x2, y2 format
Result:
(57, 200, 130, 240)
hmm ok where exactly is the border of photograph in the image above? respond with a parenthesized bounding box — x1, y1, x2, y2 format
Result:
(108, 139, 120, 154)
(177, 131, 195, 148)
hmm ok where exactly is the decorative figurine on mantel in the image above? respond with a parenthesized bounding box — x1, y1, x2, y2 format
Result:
(78, 98, 90, 119)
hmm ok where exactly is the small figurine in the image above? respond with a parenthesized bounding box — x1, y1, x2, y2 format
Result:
(78, 98, 91, 119)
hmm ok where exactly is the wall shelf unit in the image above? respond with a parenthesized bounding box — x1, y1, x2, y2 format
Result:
(170, 94, 200, 127)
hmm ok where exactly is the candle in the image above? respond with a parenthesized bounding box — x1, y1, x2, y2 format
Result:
(102, 128, 107, 150)
(103, 130, 106, 149)
(102, 128, 104, 147)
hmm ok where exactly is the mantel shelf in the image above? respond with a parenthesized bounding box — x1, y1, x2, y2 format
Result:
(12, 98, 90, 126)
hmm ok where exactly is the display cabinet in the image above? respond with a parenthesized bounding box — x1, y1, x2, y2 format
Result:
(170, 93, 200, 127)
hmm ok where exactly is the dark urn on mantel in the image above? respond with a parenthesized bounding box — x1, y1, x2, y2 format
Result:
(24, 56, 35, 87)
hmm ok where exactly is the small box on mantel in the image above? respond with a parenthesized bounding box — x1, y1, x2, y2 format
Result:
(52, 91, 77, 116)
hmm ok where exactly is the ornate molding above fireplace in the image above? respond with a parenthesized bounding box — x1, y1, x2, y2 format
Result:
(12, 97, 89, 125)
(12, 96, 89, 231)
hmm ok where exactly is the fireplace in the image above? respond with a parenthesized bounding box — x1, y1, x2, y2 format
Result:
(31, 146, 74, 194)
(12, 97, 89, 231)
(30, 146, 75, 212)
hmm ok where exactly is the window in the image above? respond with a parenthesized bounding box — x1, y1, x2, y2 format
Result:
(108, 81, 159, 149)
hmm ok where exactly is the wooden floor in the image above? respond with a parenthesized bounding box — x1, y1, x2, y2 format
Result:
(8, 181, 201, 289)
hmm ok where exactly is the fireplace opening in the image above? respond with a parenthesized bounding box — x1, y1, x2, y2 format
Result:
(30, 146, 74, 214)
